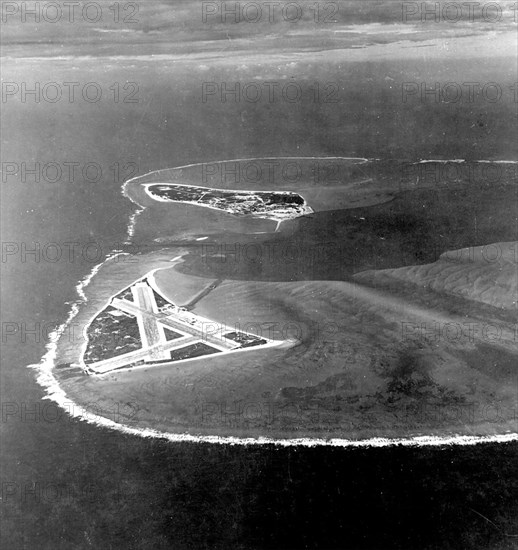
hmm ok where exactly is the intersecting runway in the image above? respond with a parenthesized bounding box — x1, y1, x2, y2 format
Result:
(85, 280, 255, 375)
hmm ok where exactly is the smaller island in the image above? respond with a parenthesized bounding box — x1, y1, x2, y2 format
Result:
(145, 183, 313, 223)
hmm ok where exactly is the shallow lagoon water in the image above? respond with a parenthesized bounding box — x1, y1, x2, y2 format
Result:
(33, 157, 517, 446)
(2, 19, 518, 547)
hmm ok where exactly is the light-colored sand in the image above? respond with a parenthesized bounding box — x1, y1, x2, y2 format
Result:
(123, 159, 402, 222)
(355, 242, 518, 311)
(57, 258, 518, 441)
(152, 266, 218, 307)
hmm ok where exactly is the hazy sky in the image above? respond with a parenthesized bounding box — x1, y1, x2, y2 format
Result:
(2, 0, 516, 57)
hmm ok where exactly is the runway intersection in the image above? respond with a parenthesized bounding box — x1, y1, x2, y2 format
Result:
(83, 278, 274, 375)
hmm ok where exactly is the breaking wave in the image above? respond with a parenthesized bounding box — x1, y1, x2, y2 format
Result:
(28, 157, 518, 448)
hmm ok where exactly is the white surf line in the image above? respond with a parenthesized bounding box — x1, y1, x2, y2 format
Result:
(121, 177, 146, 242)
(28, 157, 518, 449)
(478, 160, 518, 164)
(416, 159, 518, 164)
(29, 254, 518, 447)
(29, 313, 518, 447)
(125, 208, 144, 242)
(24, 336, 518, 448)
(120, 156, 370, 243)
(76, 251, 130, 301)
(121, 157, 374, 193)
(123, 156, 516, 241)
(29, 251, 130, 378)
(146, 156, 372, 173)
(417, 159, 467, 164)
(123, 158, 518, 188)
(70, 250, 133, 361)
(27, 284, 518, 448)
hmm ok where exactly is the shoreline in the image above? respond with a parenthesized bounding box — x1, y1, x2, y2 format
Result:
(142, 183, 313, 225)
(34, 253, 518, 446)
(27, 158, 518, 448)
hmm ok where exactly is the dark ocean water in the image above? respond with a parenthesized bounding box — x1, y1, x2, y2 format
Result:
(1, 43, 517, 549)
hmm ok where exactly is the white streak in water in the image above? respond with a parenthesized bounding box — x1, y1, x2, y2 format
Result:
(478, 160, 518, 164)
(28, 158, 518, 448)
(417, 159, 466, 164)
(147, 156, 371, 172)
(125, 209, 143, 242)
(417, 159, 518, 164)
(29, 256, 518, 448)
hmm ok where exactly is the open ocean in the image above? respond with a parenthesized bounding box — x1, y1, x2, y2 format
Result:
(1, 8, 517, 548)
